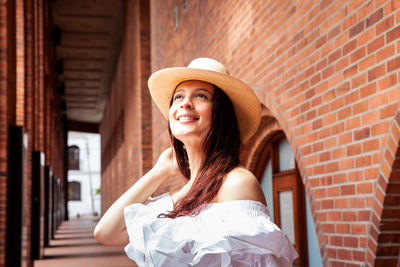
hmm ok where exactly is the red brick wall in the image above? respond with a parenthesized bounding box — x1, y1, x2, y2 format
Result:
(24, 0, 35, 264)
(373, 113, 400, 266)
(99, 0, 152, 211)
(149, 0, 400, 266)
(0, 0, 12, 263)
(2, 0, 66, 265)
(16, 0, 25, 127)
(24, 0, 66, 265)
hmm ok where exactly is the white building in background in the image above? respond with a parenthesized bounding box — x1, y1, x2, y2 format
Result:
(68, 131, 101, 217)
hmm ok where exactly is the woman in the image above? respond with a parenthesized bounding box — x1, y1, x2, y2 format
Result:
(94, 58, 298, 266)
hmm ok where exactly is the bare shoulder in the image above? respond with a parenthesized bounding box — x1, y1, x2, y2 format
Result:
(216, 166, 266, 205)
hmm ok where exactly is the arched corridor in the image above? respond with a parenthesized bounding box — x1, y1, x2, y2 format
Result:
(2, 0, 400, 266)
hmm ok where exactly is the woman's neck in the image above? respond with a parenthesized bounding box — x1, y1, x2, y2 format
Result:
(184, 141, 204, 185)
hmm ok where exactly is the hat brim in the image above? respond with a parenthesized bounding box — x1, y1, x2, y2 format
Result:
(148, 67, 261, 143)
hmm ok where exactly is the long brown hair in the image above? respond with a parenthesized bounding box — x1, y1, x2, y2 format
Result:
(160, 85, 241, 218)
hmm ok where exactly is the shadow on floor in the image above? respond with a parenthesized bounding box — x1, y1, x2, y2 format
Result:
(34, 217, 135, 267)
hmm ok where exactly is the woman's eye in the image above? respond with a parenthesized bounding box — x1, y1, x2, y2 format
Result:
(173, 95, 183, 101)
(197, 94, 208, 99)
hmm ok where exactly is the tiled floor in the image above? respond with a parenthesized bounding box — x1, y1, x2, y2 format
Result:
(34, 217, 135, 267)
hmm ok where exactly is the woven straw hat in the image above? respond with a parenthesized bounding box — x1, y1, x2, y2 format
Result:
(148, 57, 261, 143)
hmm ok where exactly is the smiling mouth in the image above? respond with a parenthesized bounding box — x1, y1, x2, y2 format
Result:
(178, 115, 199, 121)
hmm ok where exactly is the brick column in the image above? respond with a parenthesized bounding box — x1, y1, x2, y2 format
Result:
(0, 0, 8, 264)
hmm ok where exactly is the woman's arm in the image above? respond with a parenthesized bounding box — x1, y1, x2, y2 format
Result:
(93, 148, 179, 245)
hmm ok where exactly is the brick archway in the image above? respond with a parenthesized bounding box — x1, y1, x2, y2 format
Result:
(241, 114, 282, 172)
(367, 105, 400, 266)
(241, 103, 328, 266)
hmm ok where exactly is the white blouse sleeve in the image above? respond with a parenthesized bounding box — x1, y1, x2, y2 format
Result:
(124, 195, 298, 267)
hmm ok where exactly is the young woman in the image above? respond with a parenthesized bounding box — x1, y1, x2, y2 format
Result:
(94, 58, 298, 266)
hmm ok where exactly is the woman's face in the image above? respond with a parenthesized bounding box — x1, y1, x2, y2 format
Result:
(169, 80, 214, 143)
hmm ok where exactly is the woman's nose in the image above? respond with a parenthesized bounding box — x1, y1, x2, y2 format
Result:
(180, 97, 192, 109)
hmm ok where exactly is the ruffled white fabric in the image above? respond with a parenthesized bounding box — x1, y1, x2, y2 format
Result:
(124, 193, 298, 267)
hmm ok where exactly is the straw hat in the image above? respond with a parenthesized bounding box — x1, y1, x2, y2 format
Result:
(148, 57, 261, 143)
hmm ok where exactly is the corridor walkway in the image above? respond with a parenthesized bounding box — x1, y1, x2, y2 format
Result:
(34, 217, 135, 267)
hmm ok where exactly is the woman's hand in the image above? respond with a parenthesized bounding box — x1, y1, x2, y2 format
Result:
(153, 147, 181, 178)
(94, 147, 181, 245)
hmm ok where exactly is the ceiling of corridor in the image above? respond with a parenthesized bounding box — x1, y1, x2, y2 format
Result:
(52, 0, 124, 124)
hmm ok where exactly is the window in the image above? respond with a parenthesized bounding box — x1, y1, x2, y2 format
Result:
(68, 145, 80, 170)
(68, 181, 81, 201)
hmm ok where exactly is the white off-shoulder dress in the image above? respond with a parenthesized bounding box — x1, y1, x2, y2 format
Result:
(124, 193, 298, 267)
